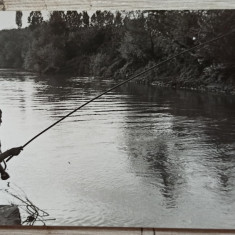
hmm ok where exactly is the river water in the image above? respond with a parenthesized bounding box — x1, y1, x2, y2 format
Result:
(0, 69, 235, 228)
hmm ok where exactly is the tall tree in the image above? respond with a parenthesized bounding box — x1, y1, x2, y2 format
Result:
(82, 11, 90, 27)
(15, 11, 23, 29)
(66, 11, 82, 30)
(91, 11, 114, 28)
(114, 11, 123, 27)
(28, 11, 44, 30)
(49, 11, 67, 35)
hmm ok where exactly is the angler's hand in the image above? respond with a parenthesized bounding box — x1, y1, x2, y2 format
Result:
(9, 146, 23, 156)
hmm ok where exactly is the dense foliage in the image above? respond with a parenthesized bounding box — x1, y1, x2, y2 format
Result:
(0, 10, 235, 88)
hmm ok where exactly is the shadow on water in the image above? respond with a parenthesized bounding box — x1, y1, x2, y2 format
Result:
(123, 127, 186, 208)
(120, 83, 235, 207)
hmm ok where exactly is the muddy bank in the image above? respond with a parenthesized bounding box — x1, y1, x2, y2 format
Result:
(151, 78, 235, 95)
(151, 73, 235, 95)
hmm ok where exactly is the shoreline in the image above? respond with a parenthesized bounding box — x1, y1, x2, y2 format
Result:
(1, 67, 235, 96)
(150, 80, 235, 96)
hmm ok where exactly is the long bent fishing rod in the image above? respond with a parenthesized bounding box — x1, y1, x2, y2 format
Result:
(6, 29, 235, 162)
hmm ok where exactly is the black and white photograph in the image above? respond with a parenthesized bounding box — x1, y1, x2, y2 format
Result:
(0, 10, 235, 231)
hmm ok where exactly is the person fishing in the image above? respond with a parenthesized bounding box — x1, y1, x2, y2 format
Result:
(0, 109, 23, 180)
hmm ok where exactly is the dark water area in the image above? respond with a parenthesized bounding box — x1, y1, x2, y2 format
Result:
(0, 69, 235, 228)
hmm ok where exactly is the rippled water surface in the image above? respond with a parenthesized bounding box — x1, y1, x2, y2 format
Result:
(0, 69, 235, 228)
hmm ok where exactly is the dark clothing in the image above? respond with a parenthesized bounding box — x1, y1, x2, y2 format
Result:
(0, 139, 10, 180)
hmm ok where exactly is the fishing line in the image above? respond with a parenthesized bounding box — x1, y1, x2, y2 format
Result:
(6, 29, 235, 162)
(5, 187, 56, 225)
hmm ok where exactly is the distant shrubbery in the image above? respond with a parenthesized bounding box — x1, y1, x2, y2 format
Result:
(0, 10, 235, 86)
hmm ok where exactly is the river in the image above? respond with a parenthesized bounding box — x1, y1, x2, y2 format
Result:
(0, 69, 235, 228)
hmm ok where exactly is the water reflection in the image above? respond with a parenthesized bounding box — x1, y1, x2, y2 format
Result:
(121, 83, 235, 210)
(122, 112, 185, 208)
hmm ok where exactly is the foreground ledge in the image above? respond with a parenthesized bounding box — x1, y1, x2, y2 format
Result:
(0, 205, 21, 225)
(0, 226, 235, 235)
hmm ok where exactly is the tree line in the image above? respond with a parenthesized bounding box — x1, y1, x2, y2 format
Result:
(0, 10, 234, 88)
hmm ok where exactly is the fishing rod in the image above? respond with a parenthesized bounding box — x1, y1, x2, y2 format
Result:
(6, 29, 235, 163)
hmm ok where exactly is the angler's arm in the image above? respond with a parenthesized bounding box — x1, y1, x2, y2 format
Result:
(0, 147, 23, 162)
(0, 150, 11, 162)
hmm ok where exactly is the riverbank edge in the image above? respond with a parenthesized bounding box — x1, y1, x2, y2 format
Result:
(131, 64, 235, 96)
(150, 79, 235, 96)
(2, 67, 235, 96)
(42, 64, 235, 96)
